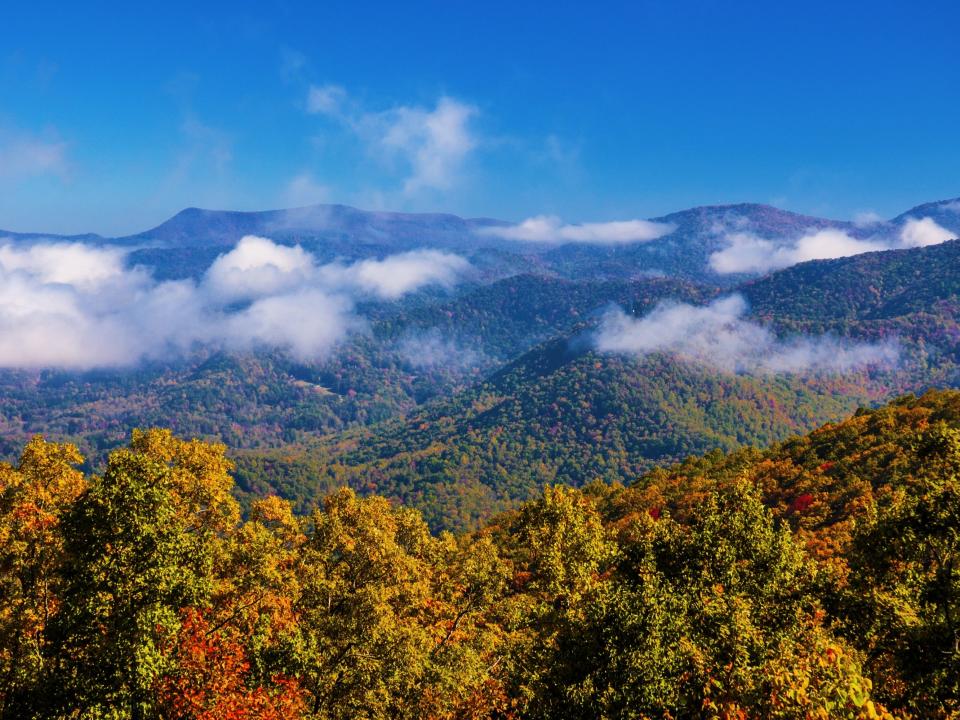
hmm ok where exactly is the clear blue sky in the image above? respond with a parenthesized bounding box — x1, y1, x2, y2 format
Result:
(2, 0, 958, 235)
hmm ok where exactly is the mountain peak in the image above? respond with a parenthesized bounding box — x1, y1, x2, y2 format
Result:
(893, 196, 960, 222)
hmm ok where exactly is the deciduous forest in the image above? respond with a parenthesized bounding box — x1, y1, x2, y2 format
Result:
(3, 390, 959, 718)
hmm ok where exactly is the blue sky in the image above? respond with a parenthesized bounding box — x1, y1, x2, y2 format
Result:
(2, 0, 959, 235)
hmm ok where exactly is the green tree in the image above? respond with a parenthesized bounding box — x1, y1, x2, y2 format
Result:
(534, 482, 818, 719)
(845, 423, 960, 716)
(286, 488, 438, 719)
(45, 439, 227, 718)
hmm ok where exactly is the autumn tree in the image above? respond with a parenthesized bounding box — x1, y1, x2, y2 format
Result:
(844, 422, 960, 717)
(44, 433, 238, 718)
(156, 608, 306, 720)
(275, 488, 438, 718)
(0, 437, 85, 715)
(531, 482, 823, 718)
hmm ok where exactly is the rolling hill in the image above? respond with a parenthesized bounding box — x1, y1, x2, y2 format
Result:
(231, 240, 960, 530)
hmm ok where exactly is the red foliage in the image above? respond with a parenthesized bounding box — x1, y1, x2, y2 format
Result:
(648, 506, 662, 520)
(157, 609, 306, 720)
(789, 493, 815, 514)
(511, 570, 533, 591)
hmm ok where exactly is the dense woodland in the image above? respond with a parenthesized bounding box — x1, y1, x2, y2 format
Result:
(231, 242, 960, 531)
(3, 390, 960, 718)
(1, 241, 959, 536)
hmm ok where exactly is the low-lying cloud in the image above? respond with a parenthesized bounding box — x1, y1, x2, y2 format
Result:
(0, 236, 470, 369)
(317, 250, 469, 300)
(478, 215, 675, 245)
(710, 216, 957, 275)
(709, 229, 889, 275)
(595, 295, 898, 375)
(396, 329, 487, 371)
(899, 216, 955, 248)
(0, 242, 131, 287)
(206, 235, 316, 301)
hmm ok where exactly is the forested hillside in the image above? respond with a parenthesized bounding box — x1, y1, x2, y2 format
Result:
(743, 239, 960, 324)
(3, 390, 959, 718)
(232, 242, 960, 530)
(0, 275, 709, 460)
(1, 209, 959, 533)
(236, 351, 887, 531)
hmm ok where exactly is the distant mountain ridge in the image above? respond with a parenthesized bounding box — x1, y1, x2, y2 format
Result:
(3, 197, 958, 283)
(121, 204, 503, 249)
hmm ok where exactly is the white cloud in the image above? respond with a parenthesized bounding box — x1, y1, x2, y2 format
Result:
(710, 216, 956, 275)
(372, 97, 477, 195)
(205, 235, 316, 301)
(306, 84, 347, 116)
(209, 238, 469, 301)
(0, 242, 158, 367)
(0, 132, 68, 181)
(319, 249, 470, 299)
(942, 200, 960, 212)
(0, 236, 471, 369)
(0, 242, 129, 288)
(0, 282, 135, 368)
(221, 289, 355, 359)
(595, 294, 898, 375)
(479, 215, 675, 245)
(306, 85, 479, 197)
(709, 229, 888, 275)
(899, 216, 954, 248)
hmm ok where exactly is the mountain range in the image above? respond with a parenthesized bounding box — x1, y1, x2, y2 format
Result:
(5, 196, 960, 282)
(1, 197, 959, 529)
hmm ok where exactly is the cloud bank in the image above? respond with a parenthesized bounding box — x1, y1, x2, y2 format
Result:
(317, 250, 469, 299)
(709, 216, 956, 275)
(595, 295, 898, 375)
(478, 215, 675, 245)
(0, 236, 470, 369)
(709, 229, 889, 274)
(899, 217, 955, 248)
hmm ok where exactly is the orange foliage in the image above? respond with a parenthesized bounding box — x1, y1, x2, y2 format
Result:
(157, 610, 306, 720)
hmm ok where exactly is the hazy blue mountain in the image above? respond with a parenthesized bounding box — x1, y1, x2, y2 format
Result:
(891, 197, 960, 233)
(5, 197, 959, 284)
(120, 204, 502, 249)
(0, 209, 959, 527)
(0, 230, 105, 243)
